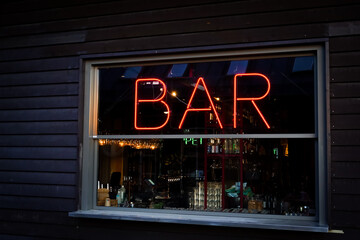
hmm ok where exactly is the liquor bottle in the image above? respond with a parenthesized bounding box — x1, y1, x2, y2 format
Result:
(116, 189, 121, 207)
(267, 195, 272, 212)
(209, 112, 214, 124)
(215, 139, 219, 153)
(218, 139, 223, 153)
(234, 139, 240, 154)
(224, 139, 228, 154)
(273, 197, 277, 214)
(263, 195, 267, 210)
(211, 139, 216, 153)
(119, 185, 126, 204)
(207, 139, 212, 153)
(228, 139, 233, 154)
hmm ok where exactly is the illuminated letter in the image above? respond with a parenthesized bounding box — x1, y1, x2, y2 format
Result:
(234, 73, 270, 129)
(134, 78, 170, 130)
(179, 77, 223, 129)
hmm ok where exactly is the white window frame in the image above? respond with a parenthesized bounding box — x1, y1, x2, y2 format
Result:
(71, 45, 328, 232)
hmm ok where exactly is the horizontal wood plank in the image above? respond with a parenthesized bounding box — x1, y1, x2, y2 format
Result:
(0, 70, 78, 86)
(330, 66, 360, 83)
(0, 159, 77, 173)
(0, 146, 77, 160)
(0, 183, 76, 198)
(0, 171, 76, 185)
(329, 20, 360, 37)
(332, 162, 360, 178)
(0, 31, 86, 50)
(0, 109, 78, 121)
(330, 51, 360, 67)
(332, 179, 360, 195)
(0, 234, 41, 240)
(0, 121, 78, 134)
(0, 221, 78, 238)
(0, 209, 76, 226)
(0, 96, 78, 110)
(0, 135, 77, 147)
(331, 115, 360, 130)
(331, 130, 360, 146)
(331, 146, 360, 162)
(332, 195, 360, 211)
(0, 0, 106, 14)
(329, 35, 360, 53)
(330, 82, 360, 98)
(0, 83, 78, 98)
(0, 57, 79, 74)
(330, 98, 360, 114)
(331, 210, 360, 228)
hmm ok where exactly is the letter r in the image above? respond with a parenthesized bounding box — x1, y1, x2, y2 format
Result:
(233, 73, 271, 129)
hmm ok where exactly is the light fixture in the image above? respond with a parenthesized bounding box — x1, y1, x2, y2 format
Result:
(98, 139, 161, 150)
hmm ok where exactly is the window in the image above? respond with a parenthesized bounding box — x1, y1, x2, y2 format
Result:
(76, 46, 327, 231)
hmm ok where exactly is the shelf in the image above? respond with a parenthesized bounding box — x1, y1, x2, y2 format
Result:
(207, 153, 242, 157)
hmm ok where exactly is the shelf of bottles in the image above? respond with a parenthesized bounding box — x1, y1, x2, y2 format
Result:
(200, 137, 244, 210)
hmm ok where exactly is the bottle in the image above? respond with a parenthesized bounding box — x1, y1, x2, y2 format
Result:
(273, 197, 277, 214)
(218, 139, 223, 153)
(215, 139, 219, 153)
(224, 139, 228, 154)
(228, 139, 233, 154)
(211, 139, 216, 153)
(105, 197, 111, 207)
(116, 189, 121, 207)
(119, 185, 126, 204)
(267, 195, 272, 211)
(262, 195, 267, 210)
(234, 139, 240, 154)
(209, 112, 214, 124)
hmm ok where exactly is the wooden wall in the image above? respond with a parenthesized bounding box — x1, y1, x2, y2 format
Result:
(0, 0, 359, 239)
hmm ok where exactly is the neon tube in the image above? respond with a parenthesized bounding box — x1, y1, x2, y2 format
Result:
(134, 78, 170, 130)
(234, 73, 271, 129)
(179, 77, 223, 129)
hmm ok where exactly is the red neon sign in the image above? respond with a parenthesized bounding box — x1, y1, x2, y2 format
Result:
(233, 73, 270, 129)
(178, 77, 223, 129)
(134, 78, 170, 130)
(134, 73, 271, 131)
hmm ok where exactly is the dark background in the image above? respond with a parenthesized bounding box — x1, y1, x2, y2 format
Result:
(0, 0, 359, 239)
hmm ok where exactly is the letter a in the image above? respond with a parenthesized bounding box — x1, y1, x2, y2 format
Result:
(179, 77, 223, 129)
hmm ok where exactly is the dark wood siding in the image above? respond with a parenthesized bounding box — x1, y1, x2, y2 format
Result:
(0, 0, 359, 239)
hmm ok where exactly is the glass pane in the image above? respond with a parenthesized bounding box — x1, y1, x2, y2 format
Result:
(98, 56, 315, 135)
(96, 138, 316, 216)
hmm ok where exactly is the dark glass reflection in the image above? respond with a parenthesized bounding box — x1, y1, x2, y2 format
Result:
(98, 56, 315, 135)
(97, 138, 315, 216)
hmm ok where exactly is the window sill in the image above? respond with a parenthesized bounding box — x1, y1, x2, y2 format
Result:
(69, 209, 328, 232)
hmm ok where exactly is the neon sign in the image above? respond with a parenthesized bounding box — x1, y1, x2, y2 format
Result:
(178, 77, 223, 129)
(183, 138, 203, 145)
(134, 74, 271, 130)
(233, 73, 270, 129)
(134, 78, 170, 130)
